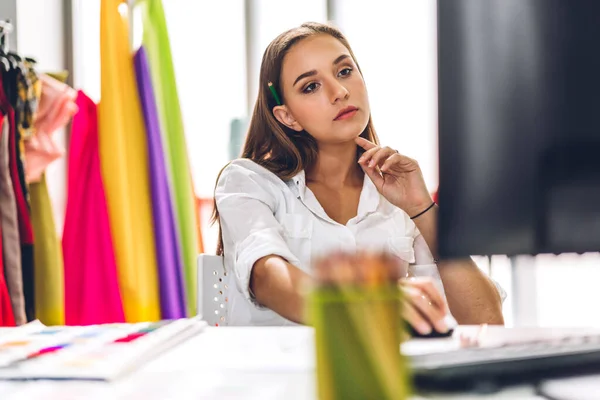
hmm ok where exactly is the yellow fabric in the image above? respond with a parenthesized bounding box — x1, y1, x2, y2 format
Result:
(29, 174, 64, 326)
(99, 0, 160, 322)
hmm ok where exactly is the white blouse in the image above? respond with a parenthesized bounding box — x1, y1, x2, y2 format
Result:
(215, 159, 501, 326)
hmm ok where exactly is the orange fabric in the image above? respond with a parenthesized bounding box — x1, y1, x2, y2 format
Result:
(192, 183, 204, 254)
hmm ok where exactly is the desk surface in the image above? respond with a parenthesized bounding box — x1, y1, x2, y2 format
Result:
(1, 325, 597, 400)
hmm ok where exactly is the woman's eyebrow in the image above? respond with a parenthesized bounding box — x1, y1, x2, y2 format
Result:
(292, 54, 351, 87)
(293, 70, 317, 87)
(333, 54, 350, 65)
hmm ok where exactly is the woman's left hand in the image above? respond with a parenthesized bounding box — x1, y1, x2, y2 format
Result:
(356, 137, 432, 216)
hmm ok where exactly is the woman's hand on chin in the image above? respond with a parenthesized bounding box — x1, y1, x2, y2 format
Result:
(356, 137, 432, 216)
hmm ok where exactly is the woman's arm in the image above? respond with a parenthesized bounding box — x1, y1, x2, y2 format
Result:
(250, 255, 310, 324)
(409, 203, 504, 325)
(252, 253, 451, 333)
(355, 137, 504, 325)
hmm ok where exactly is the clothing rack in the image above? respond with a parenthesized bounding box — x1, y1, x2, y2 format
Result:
(0, 19, 13, 53)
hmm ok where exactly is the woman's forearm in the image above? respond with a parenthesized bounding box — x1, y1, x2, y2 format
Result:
(250, 255, 310, 324)
(436, 260, 504, 324)
(411, 205, 504, 325)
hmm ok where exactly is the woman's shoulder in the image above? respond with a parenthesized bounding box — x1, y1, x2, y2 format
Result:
(216, 158, 290, 193)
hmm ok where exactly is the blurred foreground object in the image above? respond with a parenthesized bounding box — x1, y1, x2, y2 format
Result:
(309, 251, 410, 400)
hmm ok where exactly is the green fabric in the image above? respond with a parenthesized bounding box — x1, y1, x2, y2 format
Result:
(29, 174, 64, 325)
(141, 0, 198, 316)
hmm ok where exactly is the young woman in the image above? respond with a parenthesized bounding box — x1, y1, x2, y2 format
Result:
(214, 22, 504, 332)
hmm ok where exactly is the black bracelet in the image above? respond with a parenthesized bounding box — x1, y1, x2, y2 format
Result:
(410, 202, 436, 220)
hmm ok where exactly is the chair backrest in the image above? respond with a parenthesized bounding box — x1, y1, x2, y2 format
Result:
(197, 254, 229, 326)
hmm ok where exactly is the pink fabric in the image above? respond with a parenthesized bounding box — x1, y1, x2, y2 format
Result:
(23, 131, 64, 184)
(25, 74, 78, 184)
(34, 74, 78, 135)
(63, 91, 125, 325)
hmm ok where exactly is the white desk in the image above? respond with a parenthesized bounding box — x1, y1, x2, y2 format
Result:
(0, 326, 596, 400)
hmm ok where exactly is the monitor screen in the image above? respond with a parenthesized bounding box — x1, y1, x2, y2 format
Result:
(437, 0, 600, 258)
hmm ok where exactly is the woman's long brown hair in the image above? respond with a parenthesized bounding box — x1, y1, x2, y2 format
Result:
(212, 22, 379, 255)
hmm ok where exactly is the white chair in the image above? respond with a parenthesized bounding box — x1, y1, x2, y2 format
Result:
(197, 254, 229, 326)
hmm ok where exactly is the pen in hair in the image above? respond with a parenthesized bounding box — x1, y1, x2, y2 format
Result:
(268, 81, 282, 105)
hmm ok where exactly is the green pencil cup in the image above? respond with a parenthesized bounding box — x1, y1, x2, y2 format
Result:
(309, 285, 410, 400)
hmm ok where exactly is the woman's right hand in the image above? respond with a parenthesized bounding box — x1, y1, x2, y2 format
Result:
(400, 277, 450, 335)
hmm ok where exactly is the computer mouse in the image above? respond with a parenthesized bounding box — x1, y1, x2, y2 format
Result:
(406, 314, 457, 339)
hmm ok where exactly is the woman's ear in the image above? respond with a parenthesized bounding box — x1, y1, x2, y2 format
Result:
(273, 105, 304, 132)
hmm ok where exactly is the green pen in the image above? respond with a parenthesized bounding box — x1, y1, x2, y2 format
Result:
(268, 81, 282, 105)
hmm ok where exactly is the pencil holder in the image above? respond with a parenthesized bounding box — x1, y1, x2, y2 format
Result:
(309, 284, 410, 400)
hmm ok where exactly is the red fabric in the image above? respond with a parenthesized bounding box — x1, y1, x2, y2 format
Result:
(63, 91, 125, 325)
(0, 115, 16, 327)
(0, 222, 16, 327)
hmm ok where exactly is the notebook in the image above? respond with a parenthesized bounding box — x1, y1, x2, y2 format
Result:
(0, 318, 206, 381)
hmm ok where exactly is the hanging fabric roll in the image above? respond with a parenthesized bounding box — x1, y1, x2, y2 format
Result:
(0, 72, 28, 325)
(27, 72, 74, 327)
(193, 181, 204, 254)
(0, 51, 37, 322)
(99, 0, 160, 322)
(142, 0, 200, 316)
(0, 223, 15, 326)
(0, 89, 23, 325)
(134, 46, 186, 319)
(0, 115, 16, 326)
(63, 91, 125, 325)
(29, 174, 64, 325)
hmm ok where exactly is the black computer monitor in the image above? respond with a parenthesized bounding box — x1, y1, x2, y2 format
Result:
(437, 0, 600, 259)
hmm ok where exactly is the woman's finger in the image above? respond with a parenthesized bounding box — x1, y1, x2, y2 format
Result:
(369, 147, 397, 169)
(403, 285, 448, 332)
(355, 136, 377, 151)
(405, 277, 448, 314)
(382, 154, 418, 174)
(416, 293, 449, 333)
(357, 146, 380, 165)
(380, 153, 407, 173)
(403, 300, 433, 335)
(359, 162, 384, 190)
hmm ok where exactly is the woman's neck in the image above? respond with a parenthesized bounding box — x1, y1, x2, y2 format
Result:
(306, 141, 363, 188)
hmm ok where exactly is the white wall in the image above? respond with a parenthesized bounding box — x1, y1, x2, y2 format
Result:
(0, 2, 17, 51)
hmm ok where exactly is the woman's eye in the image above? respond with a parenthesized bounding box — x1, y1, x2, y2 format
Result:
(303, 82, 320, 93)
(338, 67, 352, 77)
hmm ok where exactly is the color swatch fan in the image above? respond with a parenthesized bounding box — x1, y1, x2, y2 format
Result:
(0, 318, 206, 381)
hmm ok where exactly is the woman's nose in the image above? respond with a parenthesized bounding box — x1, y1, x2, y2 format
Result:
(329, 80, 349, 104)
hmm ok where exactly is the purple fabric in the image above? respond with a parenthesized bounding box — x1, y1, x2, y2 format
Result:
(134, 47, 186, 319)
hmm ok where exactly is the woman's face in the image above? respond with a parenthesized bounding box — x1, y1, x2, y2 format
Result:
(274, 34, 370, 145)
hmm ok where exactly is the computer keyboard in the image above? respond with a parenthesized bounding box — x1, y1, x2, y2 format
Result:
(409, 333, 600, 391)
